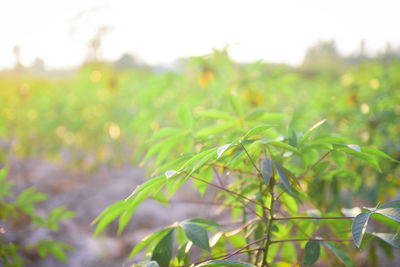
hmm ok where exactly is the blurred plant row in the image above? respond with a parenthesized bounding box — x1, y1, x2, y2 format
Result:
(0, 50, 400, 265)
(1, 50, 399, 174)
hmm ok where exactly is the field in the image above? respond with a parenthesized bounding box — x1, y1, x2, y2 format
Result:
(1, 50, 400, 266)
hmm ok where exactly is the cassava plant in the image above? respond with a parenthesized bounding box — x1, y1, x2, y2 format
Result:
(93, 94, 400, 266)
(0, 164, 75, 266)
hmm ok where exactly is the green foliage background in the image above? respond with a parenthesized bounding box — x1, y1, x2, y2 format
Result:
(1, 49, 400, 266)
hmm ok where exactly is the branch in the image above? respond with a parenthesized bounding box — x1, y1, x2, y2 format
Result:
(224, 236, 269, 260)
(270, 238, 353, 244)
(240, 142, 263, 177)
(185, 172, 269, 211)
(298, 150, 331, 179)
(272, 216, 354, 221)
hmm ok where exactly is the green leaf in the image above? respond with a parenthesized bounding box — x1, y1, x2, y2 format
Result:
(378, 200, 400, 209)
(324, 242, 354, 267)
(288, 126, 297, 148)
(372, 233, 400, 249)
(192, 166, 213, 196)
(36, 241, 73, 264)
(361, 147, 399, 162)
(17, 187, 48, 214)
(141, 136, 182, 165)
(331, 151, 347, 168)
(178, 104, 193, 130)
(195, 121, 237, 138)
(165, 170, 179, 179)
(299, 119, 326, 146)
(195, 259, 256, 267)
(93, 201, 129, 236)
(267, 140, 298, 152)
(191, 149, 218, 174)
(217, 143, 232, 159)
(333, 144, 381, 172)
(180, 222, 211, 251)
(128, 228, 171, 260)
(272, 161, 297, 192)
(242, 125, 272, 141)
(347, 144, 361, 152)
(150, 127, 181, 142)
(49, 244, 67, 263)
(197, 109, 236, 120)
(44, 206, 75, 231)
(181, 148, 217, 171)
(261, 159, 273, 186)
(375, 207, 400, 223)
(91, 200, 126, 226)
(184, 218, 221, 228)
(177, 241, 189, 263)
(125, 175, 166, 200)
(151, 228, 175, 266)
(118, 197, 149, 235)
(229, 93, 244, 118)
(351, 212, 372, 248)
(303, 241, 320, 266)
(119, 178, 166, 233)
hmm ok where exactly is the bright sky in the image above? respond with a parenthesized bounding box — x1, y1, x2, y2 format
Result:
(1, 0, 400, 69)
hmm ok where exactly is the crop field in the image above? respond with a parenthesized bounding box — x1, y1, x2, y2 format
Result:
(1, 50, 400, 266)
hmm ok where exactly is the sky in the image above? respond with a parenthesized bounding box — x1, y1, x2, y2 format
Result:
(1, 0, 400, 70)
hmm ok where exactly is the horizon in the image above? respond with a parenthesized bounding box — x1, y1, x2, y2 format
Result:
(1, 0, 400, 70)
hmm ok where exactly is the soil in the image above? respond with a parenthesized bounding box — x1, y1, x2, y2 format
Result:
(6, 157, 222, 267)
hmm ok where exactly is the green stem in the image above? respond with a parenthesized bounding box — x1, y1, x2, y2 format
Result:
(262, 178, 275, 267)
(272, 216, 354, 220)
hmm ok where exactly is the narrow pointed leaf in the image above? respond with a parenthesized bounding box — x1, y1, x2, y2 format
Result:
(351, 212, 371, 248)
(324, 242, 354, 267)
(195, 122, 236, 137)
(93, 202, 129, 236)
(361, 147, 399, 162)
(229, 93, 244, 118)
(217, 143, 231, 159)
(347, 144, 361, 152)
(261, 159, 273, 186)
(151, 228, 175, 266)
(184, 218, 221, 228)
(272, 161, 291, 192)
(267, 140, 298, 152)
(178, 104, 193, 130)
(299, 119, 326, 146)
(166, 170, 179, 179)
(375, 207, 400, 223)
(372, 233, 400, 249)
(333, 144, 382, 172)
(242, 125, 272, 141)
(288, 126, 297, 148)
(128, 228, 171, 260)
(197, 109, 236, 120)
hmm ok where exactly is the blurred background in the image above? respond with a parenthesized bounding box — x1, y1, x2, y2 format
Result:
(1, 0, 400, 266)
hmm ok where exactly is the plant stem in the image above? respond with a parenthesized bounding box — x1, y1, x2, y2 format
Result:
(298, 150, 331, 179)
(224, 236, 269, 260)
(261, 178, 275, 267)
(240, 142, 263, 177)
(270, 238, 353, 244)
(186, 173, 269, 211)
(272, 216, 354, 220)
